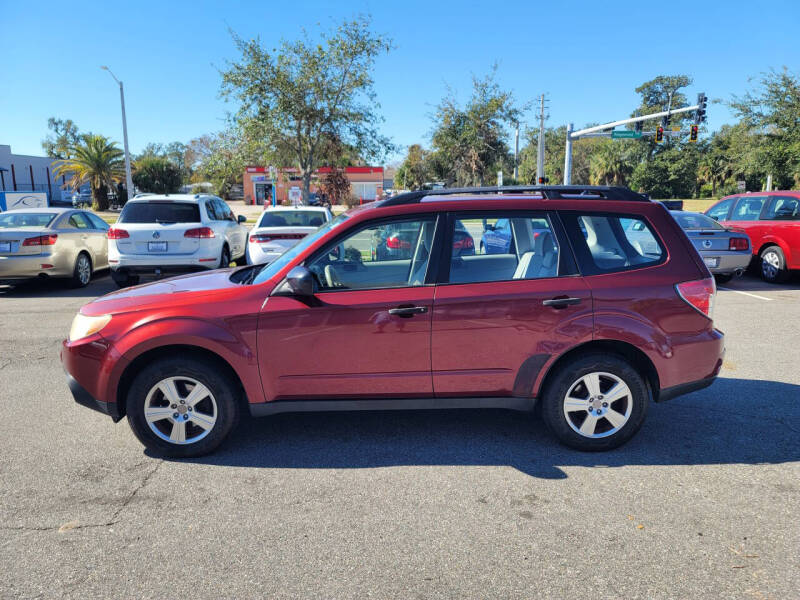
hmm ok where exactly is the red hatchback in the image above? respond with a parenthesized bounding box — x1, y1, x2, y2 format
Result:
(706, 191, 800, 282)
(62, 186, 725, 456)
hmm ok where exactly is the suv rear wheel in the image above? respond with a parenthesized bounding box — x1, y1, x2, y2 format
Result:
(126, 357, 240, 458)
(760, 245, 788, 283)
(541, 353, 648, 451)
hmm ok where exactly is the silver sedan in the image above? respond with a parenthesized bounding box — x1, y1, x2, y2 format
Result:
(670, 211, 752, 283)
(0, 208, 110, 287)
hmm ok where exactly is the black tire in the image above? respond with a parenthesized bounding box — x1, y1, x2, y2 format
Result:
(759, 245, 788, 283)
(70, 252, 92, 288)
(219, 245, 231, 269)
(126, 357, 240, 458)
(714, 273, 733, 284)
(111, 270, 140, 288)
(540, 353, 649, 451)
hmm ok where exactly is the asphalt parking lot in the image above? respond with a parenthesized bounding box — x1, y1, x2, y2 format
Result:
(1, 272, 798, 599)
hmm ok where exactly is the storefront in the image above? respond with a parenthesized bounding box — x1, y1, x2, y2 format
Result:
(243, 166, 384, 205)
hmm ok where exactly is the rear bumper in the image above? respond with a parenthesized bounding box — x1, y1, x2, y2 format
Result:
(701, 251, 751, 274)
(112, 264, 212, 276)
(658, 376, 717, 402)
(0, 252, 72, 280)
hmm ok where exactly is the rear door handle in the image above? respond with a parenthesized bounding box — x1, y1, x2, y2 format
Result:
(542, 297, 582, 308)
(388, 305, 428, 317)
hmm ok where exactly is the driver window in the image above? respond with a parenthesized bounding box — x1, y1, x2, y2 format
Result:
(308, 217, 436, 291)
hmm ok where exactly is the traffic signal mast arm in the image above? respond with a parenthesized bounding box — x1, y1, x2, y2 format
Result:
(569, 103, 702, 138)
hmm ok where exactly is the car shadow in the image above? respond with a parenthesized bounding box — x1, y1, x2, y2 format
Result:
(720, 271, 800, 292)
(158, 377, 800, 479)
(0, 271, 117, 298)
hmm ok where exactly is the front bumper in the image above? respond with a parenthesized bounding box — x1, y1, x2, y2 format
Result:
(66, 372, 123, 421)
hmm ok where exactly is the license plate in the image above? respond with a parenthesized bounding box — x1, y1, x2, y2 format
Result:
(0, 242, 10, 252)
(148, 241, 168, 252)
(703, 257, 719, 268)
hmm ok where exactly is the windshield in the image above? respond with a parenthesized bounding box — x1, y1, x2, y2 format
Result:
(672, 212, 724, 230)
(119, 202, 200, 224)
(258, 210, 327, 228)
(0, 213, 57, 228)
(252, 212, 350, 285)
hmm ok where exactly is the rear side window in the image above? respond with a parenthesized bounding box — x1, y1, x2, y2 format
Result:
(85, 213, 110, 230)
(729, 196, 766, 221)
(763, 196, 800, 221)
(563, 213, 665, 275)
(68, 213, 91, 229)
(119, 202, 201, 224)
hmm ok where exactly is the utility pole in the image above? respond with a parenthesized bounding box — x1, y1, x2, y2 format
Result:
(513, 122, 520, 181)
(536, 94, 546, 183)
(101, 66, 134, 199)
(564, 123, 574, 185)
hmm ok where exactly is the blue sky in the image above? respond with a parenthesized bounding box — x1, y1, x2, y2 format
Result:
(1, 0, 798, 162)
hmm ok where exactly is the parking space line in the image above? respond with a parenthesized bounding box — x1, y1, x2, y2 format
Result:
(717, 287, 772, 301)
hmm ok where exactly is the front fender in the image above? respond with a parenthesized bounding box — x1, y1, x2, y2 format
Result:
(105, 315, 265, 406)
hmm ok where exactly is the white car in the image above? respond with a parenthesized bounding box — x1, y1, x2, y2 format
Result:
(246, 205, 332, 265)
(108, 194, 248, 287)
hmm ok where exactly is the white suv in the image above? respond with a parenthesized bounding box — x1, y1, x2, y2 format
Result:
(108, 194, 248, 287)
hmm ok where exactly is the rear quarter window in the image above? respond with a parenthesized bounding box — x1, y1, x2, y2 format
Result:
(562, 212, 666, 275)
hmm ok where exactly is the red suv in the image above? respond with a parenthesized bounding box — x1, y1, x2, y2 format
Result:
(61, 186, 724, 456)
(706, 191, 800, 282)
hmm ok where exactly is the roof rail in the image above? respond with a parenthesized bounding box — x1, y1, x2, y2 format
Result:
(380, 185, 648, 206)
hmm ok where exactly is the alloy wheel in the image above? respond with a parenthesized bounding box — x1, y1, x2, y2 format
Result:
(144, 376, 218, 445)
(562, 371, 632, 438)
(77, 255, 91, 285)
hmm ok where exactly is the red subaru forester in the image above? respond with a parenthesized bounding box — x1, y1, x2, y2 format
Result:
(62, 186, 724, 457)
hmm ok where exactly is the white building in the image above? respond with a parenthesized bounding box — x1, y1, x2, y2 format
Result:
(0, 144, 70, 204)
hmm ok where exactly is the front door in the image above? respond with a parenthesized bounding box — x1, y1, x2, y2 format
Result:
(258, 215, 439, 401)
(431, 212, 593, 397)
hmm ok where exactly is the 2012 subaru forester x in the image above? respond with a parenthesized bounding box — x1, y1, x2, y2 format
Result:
(61, 186, 725, 457)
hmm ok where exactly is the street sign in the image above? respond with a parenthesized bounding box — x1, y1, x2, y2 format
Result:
(611, 130, 642, 139)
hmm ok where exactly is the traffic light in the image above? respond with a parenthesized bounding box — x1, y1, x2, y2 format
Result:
(661, 115, 670, 128)
(655, 126, 664, 144)
(689, 124, 699, 143)
(634, 120, 643, 134)
(537, 176, 549, 184)
(695, 92, 708, 124)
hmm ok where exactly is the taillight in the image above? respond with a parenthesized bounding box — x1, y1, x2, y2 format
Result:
(250, 234, 271, 243)
(675, 277, 716, 319)
(184, 227, 215, 238)
(453, 236, 475, 250)
(107, 228, 129, 239)
(386, 235, 411, 250)
(22, 234, 58, 246)
(729, 237, 749, 251)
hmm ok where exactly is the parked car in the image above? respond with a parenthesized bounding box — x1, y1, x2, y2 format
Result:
(372, 219, 475, 260)
(706, 191, 800, 282)
(247, 206, 332, 265)
(107, 194, 248, 288)
(480, 217, 551, 254)
(670, 211, 751, 283)
(0, 208, 109, 287)
(62, 185, 724, 457)
(72, 191, 92, 208)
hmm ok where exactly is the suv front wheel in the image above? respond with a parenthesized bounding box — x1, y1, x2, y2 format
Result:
(126, 357, 240, 457)
(541, 353, 648, 451)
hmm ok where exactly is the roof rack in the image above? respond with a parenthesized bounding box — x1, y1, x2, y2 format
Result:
(380, 185, 648, 206)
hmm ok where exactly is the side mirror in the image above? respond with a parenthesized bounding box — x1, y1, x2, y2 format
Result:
(237, 214, 247, 224)
(274, 266, 315, 297)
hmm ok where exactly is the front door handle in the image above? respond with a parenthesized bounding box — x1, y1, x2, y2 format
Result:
(542, 296, 582, 308)
(388, 305, 428, 318)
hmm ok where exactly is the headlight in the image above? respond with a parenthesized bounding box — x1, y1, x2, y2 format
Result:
(69, 313, 112, 342)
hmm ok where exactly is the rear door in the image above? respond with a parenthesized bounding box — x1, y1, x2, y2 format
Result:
(431, 211, 593, 398)
(725, 195, 769, 252)
(213, 198, 246, 258)
(84, 212, 110, 267)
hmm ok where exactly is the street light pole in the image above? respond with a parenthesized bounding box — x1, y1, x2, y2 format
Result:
(101, 66, 134, 199)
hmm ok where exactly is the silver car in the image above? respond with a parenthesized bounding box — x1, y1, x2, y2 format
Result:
(0, 208, 110, 287)
(670, 210, 752, 283)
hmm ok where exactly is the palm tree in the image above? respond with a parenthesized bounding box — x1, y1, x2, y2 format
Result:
(589, 141, 633, 186)
(53, 134, 125, 210)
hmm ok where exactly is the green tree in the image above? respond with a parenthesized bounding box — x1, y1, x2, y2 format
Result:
(589, 139, 635, 186)
(52, 134, 124, 210)
(137, 141, 190, 182)
(395, 144, 431, 190)
(41, 117, 81, 159)
(629, 144, 700, 198)
(730, 67, 800, 188)
(429, 67, 525, 186)
(132, 156, 183, 194)
(220, 17, 394, 202)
